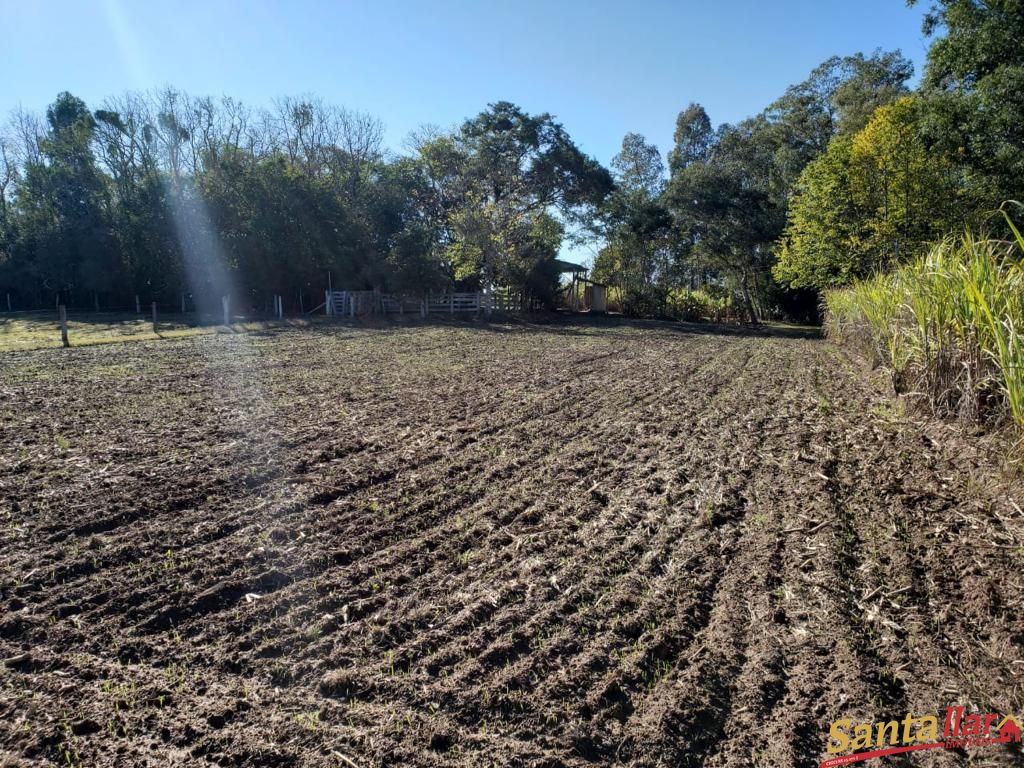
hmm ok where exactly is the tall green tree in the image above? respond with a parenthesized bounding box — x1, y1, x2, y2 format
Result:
(93, 102, 183, 304)
(774, 96, 962, 290)
(423, 102, 612, 304)
(14, 93, 119, 304)
(910, 0, 1024, 210)
(761, 50, 913, 199)
(595, 133, 671, 315)
(667, 104, 713, 176)
(660, 52, 913, 320)
(665, 115, 784, 321)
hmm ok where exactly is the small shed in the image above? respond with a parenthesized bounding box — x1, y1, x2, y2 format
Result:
(553, 259, 607, 313)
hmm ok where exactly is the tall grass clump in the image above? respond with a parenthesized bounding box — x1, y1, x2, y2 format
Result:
(825, 210, 1024, 434)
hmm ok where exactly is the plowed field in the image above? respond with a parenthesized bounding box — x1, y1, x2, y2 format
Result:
(1, 320, 1022, 767)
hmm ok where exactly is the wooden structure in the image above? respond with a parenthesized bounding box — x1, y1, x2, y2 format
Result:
(322, 260, 606, 318)
(554, 260, 607, 313)
(325, 290, 526, 318)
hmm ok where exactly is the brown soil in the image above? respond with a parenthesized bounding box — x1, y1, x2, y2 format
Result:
(1, 319, 1022, 767)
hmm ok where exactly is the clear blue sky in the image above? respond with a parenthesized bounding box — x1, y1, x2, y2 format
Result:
(2, 0, 931, 165)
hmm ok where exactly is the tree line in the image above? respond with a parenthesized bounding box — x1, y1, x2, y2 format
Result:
(0, 93, 611, 315)
(597, 0, 1024, 321)
(1, 0, 1021, 321)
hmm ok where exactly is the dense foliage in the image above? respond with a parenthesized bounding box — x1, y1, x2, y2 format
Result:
(775, 0, 1024, 292)
(0, 95, 609, 313)
(600, 50, 921, 320)
(1, 3, 1021, 320)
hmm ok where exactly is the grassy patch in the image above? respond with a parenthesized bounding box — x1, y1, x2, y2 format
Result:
(0, 312, 318, 352)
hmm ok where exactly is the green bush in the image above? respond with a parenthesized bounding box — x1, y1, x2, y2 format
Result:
(667, 287, 731, 322)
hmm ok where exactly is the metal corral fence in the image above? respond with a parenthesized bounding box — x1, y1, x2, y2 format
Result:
(325, 290, 528, 317)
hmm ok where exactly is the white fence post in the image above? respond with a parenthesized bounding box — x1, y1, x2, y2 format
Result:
(222, 295, 230, 326)
(449, 293, 454, 314)
(325, 289, 332, 316)
(59, 305, 69, 348)
(135, 295, 141, 314)
(152, 302, 158, 333)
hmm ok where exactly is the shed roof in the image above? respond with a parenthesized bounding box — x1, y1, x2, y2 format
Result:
(552, 259, 588, 274)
